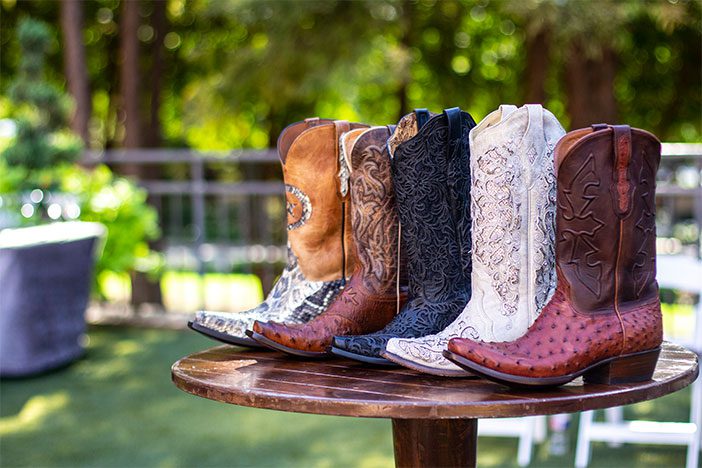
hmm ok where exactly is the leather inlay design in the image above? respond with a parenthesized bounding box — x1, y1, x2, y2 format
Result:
(614, 128, 632, 215)
(559, 153, 605, 298)
(285, 184, 312, 231)
(633, 153, 655, 298)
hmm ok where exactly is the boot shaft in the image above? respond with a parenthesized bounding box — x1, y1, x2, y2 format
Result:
(467, 104, 563, 339)
(280, 119, 368, 282)
(347, 126, 402, 295)
(392, 108, 476, 302)
(555, 125, 661, 312)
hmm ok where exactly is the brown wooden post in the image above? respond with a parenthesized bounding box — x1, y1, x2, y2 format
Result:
(392, 418, 477, 468)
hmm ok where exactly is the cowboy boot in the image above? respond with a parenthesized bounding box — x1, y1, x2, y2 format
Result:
(248, 124, 408, 357)
(330, 108, 477, 365)
(445, 124, 664, 387)
(383, 104, 564, 376)
(189, 118, 368, 347)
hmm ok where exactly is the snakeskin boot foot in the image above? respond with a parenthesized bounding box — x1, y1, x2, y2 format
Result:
(189, 118, 368, 347)
(445, 124, 664, 387)
(330, 108, 477, 365)
(384, 105, 564, 376)
(249, 125, 408, 357)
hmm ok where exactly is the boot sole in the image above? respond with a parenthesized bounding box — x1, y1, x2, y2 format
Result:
(443, 347, 661, 388)
(329, 346, 397, 366)
(382, 349, 476, 378)
(245, 330, 330, 359)
(188, 321, 265, 349)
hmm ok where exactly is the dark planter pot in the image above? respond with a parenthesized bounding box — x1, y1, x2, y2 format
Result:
(0, 222, 104, 377)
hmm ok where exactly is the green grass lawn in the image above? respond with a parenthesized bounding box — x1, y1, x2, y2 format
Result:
(0, 327, 694, 467)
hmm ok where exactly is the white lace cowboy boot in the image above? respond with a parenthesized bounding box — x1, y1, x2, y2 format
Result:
(383, 104, 565, 376)
(189, 118, 368, 347)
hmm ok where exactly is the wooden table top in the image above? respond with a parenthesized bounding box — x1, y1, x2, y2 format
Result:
(171, 341, 698, 420)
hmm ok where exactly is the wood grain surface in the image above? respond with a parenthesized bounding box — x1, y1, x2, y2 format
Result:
(171, 341, 698, 420)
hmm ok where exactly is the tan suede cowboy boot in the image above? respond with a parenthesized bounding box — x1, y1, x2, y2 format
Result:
(189, 118, 368, 347)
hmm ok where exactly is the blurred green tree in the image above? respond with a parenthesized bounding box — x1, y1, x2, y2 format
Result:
(2, 18, 82, 187)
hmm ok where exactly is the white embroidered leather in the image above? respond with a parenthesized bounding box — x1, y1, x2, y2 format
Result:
(385, 104, 564, 375)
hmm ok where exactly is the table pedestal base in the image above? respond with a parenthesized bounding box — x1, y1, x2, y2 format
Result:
(392, 418, 477, 468)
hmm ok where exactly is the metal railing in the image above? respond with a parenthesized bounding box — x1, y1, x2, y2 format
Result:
(82, 142, 702, 306)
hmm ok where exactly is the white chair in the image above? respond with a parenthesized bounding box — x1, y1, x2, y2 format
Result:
(479, 416, 547, 466)
(575, 255, 702, 468)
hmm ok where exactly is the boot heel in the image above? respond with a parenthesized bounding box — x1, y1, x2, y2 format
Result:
(583, 348, 660, 385)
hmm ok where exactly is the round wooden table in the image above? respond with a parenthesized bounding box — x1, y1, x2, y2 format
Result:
(172, 341, 698, 467)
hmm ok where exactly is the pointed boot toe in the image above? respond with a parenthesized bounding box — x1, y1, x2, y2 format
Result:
(383, 336, 472, 377)
(189, 312, 264, 348)
(248, 320, 331, 359)
(329, 335, 396, 366)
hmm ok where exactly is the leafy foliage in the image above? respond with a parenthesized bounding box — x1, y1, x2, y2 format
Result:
(0, 18, 161, 296)
(59, 165, 162, 296)
(2, 19, 81, 179)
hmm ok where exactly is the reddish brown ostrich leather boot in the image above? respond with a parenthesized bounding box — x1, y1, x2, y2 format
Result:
(445, 124, 663, 387)
(249, 126, 407, 357)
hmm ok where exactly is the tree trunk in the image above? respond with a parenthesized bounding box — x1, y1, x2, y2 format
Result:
(395, 0, 415, 121)
(120, 0, 141, 153)
(591, 46, 618, 124)
(146, 0, 167, 148)
(565, 41, 618, 130)
(119, 0, 163, 308)
(60, 0, 91, 145)
(524, 29, 550, 104)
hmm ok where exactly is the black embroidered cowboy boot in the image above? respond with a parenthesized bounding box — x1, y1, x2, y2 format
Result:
(330, 108, 476, 365)
(189, 118, 368, 347)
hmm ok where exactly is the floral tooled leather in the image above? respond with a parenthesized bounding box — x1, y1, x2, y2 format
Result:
(252, 126, 406, 353)
(385, 105, 564, 375)
(332, 109, 477, 361)
(447, 125, 663, 384)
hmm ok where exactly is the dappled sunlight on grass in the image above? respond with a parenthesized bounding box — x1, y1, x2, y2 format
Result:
(0, 392, 70, 435)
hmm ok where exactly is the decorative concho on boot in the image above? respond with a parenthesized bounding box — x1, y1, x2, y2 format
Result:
(189, 118, 368, 347)
(445, 124, 664, 387)
(248, 125, 408, 357)
(330, 108, 477, 365)
(383, 104, 564, 376)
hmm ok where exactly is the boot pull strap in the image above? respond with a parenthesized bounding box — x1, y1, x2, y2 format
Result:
(611, 125, 633, 218)
(334, 120, 351, 200)
(444, 107, 462, 143)
(304, 117, 320, 126)
(592, 124, 634, 217)
(333, 120, 351, 285)
(415, 108, 430, 129)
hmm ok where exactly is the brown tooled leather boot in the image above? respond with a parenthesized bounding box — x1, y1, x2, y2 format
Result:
(445, 124, 663, 387)
(248, 125, 407, 357)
